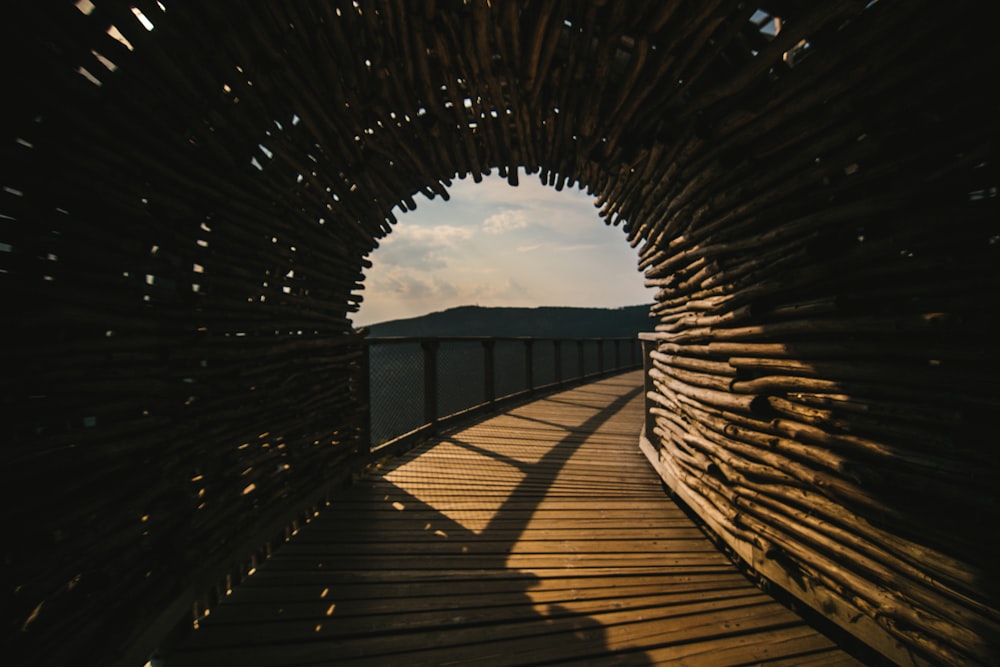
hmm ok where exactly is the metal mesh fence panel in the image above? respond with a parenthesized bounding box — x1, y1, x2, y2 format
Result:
(601, 339, 615, 371)
(494, 340, 527, 398)
(618, 340, 636, 369)
(369, 341, 424, 447)
(561, 341, 580, 380)
(583, 340, 600, 376)
(437, 341, 485, 417)
(621, 340, 633, 369)
(600, 340, 613, 371)
(533, 340, 556, 387)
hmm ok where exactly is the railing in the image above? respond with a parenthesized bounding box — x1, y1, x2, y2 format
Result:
(364, 336, 642, 456)
(640, 333, 658, 446)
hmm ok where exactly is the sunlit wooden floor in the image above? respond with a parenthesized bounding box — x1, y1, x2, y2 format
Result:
(164, 371, 861, 666)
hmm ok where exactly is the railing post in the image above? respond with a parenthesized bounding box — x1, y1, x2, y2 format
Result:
(641, 336, 656, 442)
(483, 339, 495, 404)
(577, 340, 584, 379)
(422, 339, 439, 428)
(597, 339, 604, 374)
(615, 339, 622, 370)
(553, 339, 562, 386)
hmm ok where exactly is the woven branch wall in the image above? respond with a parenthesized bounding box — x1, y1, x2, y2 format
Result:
(2, 1, 997, 665)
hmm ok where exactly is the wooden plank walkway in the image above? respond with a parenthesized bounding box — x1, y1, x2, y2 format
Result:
(164, 371, 861, 666)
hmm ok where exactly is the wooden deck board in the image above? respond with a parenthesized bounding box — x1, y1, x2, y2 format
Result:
(164, 371, 862, 666)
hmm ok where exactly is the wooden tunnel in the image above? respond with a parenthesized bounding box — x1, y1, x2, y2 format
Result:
(2, 1, 997, 665)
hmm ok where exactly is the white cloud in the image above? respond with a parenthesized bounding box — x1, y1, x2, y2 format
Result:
(391, 224, 474, 244)
(376, 224, 474, 269)
(555, 243, 602, 252)
(482, 209, 529, 234)
(460, 276, 531, 303)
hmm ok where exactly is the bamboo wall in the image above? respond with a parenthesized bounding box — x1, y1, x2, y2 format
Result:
(2, 1, 996, 665)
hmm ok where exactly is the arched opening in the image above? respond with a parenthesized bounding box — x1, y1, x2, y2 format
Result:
(3, 2, 997, 666)
(354, 169, 656, 327)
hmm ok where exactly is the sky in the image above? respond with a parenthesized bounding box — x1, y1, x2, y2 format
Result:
(352, 169, 657, 327)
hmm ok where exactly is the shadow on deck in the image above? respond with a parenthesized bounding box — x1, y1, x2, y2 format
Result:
(161, 371, 864, 666)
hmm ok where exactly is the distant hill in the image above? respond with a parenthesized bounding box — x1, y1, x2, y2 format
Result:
(364, 304, 655, 339)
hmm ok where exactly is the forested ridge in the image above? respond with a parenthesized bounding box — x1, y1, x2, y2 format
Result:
(364, 304, 654, 338)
